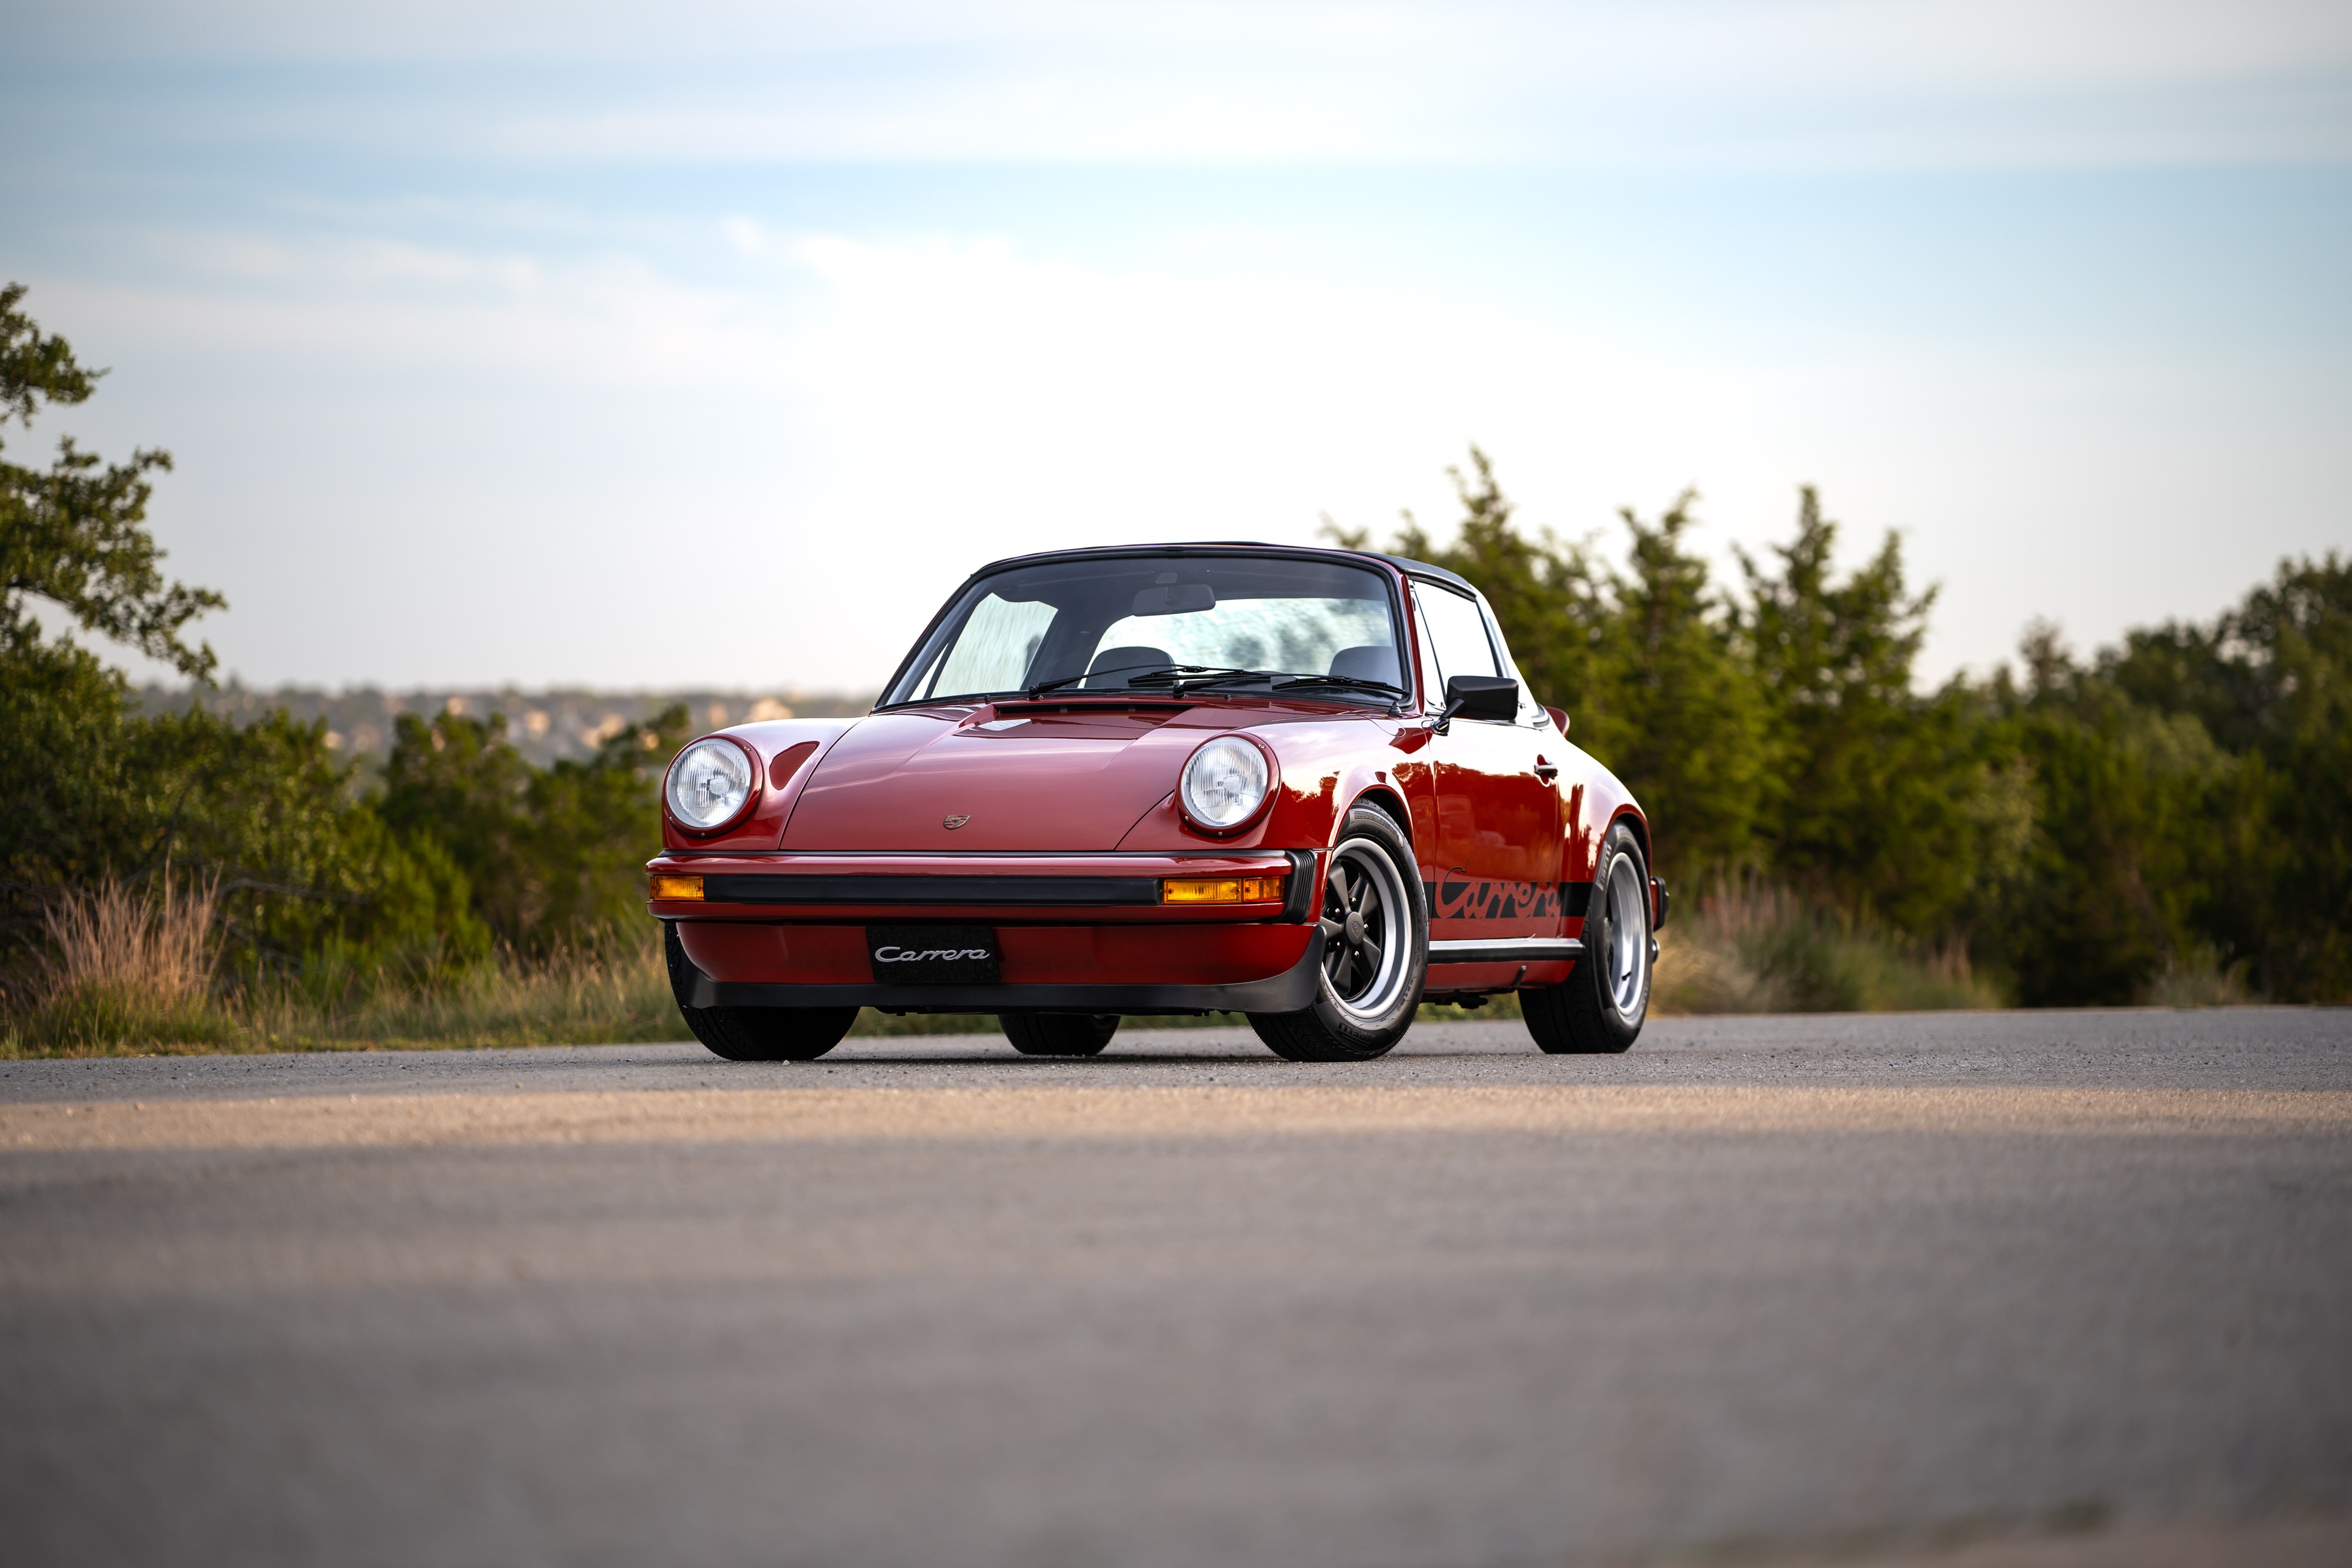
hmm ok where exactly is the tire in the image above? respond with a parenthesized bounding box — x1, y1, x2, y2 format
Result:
(1523, 822, 1651, 1055)
(664, 921, 858, 1061)
(1247, 807, 1429, 1062)
(1000, 1014, 1120, 1056)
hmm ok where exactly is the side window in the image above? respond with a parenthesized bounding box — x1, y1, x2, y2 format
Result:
(1414, 581, 1502, 691)
(1478, 599, 1539, 723)
(1409, 598, 1446, 708)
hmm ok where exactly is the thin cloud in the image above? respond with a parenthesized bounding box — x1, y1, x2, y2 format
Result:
(11, 0, 2347, 166)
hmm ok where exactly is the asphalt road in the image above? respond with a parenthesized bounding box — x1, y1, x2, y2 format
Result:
(4, 1009, 2348, 1568)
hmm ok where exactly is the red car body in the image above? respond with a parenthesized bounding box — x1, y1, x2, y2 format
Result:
(648, 544, 1659, 1056)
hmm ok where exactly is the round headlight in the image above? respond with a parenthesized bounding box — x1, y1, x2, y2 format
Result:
(665, 737, 756, 831)
(1180, 736, 1272, 832)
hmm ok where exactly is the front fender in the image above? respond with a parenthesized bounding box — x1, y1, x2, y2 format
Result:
(659, 718, 858, 853)
(1114, 716, 1404, 852)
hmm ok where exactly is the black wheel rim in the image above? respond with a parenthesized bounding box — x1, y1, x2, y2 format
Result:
(1319, 841, 1409, 1018)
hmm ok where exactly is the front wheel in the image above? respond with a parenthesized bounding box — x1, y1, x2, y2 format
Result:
(666, 921, 858, 1061)
(1247, 808, 1429, 1062)
(1522, 822, 1651, 1055)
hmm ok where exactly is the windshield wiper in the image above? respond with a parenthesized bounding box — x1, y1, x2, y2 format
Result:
(1024, 666, 1403, 703)
(1122, 666, 1266, 695)
(1025, 664, 1244, 699)
(1145, 668, 1406, 707)
(1274, 673, 1407, 697)
(1274, 674, 1408, 711)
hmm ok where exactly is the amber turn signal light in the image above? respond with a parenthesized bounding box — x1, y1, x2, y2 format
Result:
(1161, 875, 1287, 905)
(649, 874, 705, 901)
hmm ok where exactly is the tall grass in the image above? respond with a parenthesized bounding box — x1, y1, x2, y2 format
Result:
(2143, 945, 2253, 1008)
(4, 877, 240, 1053)
(242, 938, 697, 1051)
(1653, 881, 2002, 1014)
(0, 882, 700, 1057)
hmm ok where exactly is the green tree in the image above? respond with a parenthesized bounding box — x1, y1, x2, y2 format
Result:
(1600, 492, 1771, 883)
(378, 712, 537, 941)
(1, 282, 220, 679)
(524, 708, 695, 937)
(2, 281, 224, 937)
(1737, 487, 2012, 934)
(126, 708, 488, 975)
(379, 704, 691, 954)
(2096, 555, 2352, 998)
(1987, 629, 2236, 1004)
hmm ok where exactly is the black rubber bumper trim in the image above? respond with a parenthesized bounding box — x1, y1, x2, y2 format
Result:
(686, 937, 1324, 1015)
(703, 873, 1161, 906)
(1279, 850, 1318, 923)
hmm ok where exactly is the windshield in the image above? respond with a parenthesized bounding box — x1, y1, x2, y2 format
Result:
(883, 554, 1406, 708)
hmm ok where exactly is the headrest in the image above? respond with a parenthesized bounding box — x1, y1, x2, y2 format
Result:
(1084, 646, 1173, 688)
(1327, 644, 1402, 687)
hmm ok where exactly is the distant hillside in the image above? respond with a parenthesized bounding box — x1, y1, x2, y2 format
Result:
(136, 685, 876, 768)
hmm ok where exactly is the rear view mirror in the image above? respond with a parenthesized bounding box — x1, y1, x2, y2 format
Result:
(1131, 583, 1216, 616)
(1442, 675, 1519, 724)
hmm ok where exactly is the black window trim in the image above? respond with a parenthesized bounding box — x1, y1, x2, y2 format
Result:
(1408, 573, 1535, 726)
(874, 544, 1418, 714)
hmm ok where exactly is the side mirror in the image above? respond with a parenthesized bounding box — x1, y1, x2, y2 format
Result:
(1440, 675, 1519, 726)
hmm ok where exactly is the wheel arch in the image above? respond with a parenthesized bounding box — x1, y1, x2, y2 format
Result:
(1608, 804, 1652, 868)
(1345, 784, 1415, 848)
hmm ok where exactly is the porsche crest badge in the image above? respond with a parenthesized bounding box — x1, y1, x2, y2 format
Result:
(942, 814, 971, 830)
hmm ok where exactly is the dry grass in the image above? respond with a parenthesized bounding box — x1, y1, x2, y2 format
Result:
(48, 877, 223, 1001)
(2, 899, 697, 1057)
(1653, 882, 2004, 1014)
(244, 938, 697, 1052)
(2, 878, 239, 1054)
(2143, 945, 2253, 1008)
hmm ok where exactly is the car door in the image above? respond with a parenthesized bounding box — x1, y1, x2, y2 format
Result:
(1409, 579, 1566, 940)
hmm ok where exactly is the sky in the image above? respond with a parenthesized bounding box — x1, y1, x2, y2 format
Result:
(4, 0, 2348, 693)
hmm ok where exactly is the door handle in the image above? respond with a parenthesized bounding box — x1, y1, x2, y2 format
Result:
(1532, 758, 1559, 782)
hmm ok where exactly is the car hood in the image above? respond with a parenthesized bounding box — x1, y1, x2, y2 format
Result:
(779, 705, 1221, 852)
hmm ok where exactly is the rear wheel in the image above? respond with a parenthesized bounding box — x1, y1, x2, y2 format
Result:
(665, 921, 859, 1061)
(1522, 822, 1651, 1055)
(1000, 1013, 1120, 1057)
(1248, 807, 1428, 1063)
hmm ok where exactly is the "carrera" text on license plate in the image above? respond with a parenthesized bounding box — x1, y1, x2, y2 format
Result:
(865, 925, 1000, 984)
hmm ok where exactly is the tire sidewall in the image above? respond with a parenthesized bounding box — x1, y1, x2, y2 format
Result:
(1583, 824, 1652, 1044)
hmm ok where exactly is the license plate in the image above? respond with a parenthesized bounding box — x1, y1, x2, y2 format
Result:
(866, 925, 1000, 985)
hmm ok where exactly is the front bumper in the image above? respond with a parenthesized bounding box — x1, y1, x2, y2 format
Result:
(674, 930, 1324, 1014)
(653, 850, 1322, 1014)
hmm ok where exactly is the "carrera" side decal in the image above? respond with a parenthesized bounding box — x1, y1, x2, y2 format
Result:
(1422, 874, 1594, 921)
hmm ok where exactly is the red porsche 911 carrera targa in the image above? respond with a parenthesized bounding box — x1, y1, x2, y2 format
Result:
(647, 544, 1663, 1062)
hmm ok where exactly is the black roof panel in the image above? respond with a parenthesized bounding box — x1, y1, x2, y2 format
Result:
(964, 541, 1480, 599)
